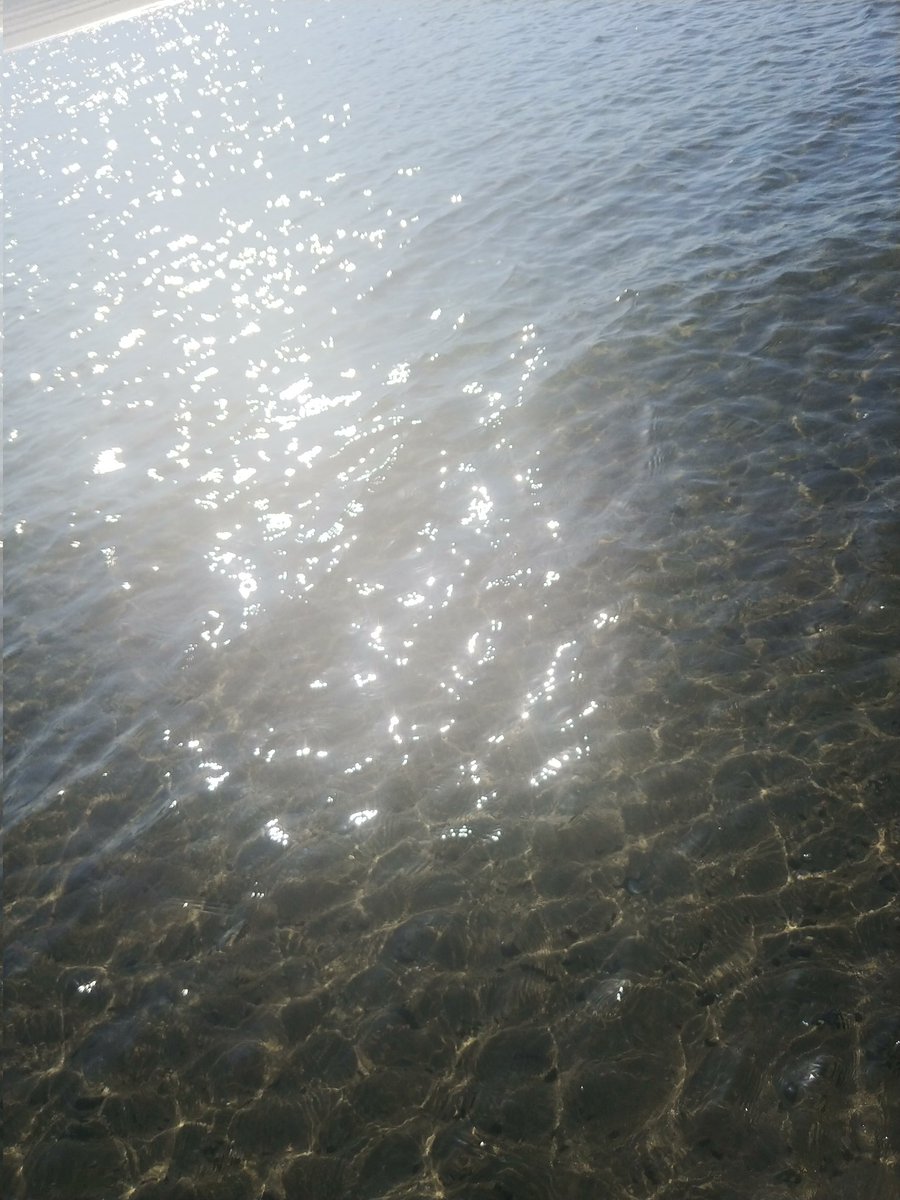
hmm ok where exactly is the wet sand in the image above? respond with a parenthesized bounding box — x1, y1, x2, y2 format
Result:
(4, 0, 177, 49)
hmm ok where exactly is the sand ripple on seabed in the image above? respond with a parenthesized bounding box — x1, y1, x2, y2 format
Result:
(5, 0, 900, 1195)
(5, 702, 900, 1200)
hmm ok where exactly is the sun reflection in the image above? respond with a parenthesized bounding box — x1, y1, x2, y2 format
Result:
(93, 447, 126, 474)
(347, 809, 377, 827)
(4, 0, 574, 837)
(199, 759, 229, 790)
(264, 818, 289, 845)
(462, 485, 493, 529)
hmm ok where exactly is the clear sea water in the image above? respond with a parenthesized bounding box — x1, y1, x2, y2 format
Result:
(4, 1, 899, 1197)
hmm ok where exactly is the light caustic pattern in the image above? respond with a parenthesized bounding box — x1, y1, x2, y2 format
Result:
(6, 3, 900, 1198)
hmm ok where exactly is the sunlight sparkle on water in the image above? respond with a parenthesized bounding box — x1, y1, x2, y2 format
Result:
(93, 448, 126, 474)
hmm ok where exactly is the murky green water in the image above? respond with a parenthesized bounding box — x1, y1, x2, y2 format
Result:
(5, 1, 899, 1197)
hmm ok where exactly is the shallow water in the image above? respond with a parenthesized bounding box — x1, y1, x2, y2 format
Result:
(4, 1, 900, 1197)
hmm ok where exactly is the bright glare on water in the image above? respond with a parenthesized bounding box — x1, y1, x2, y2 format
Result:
(5, 2, 900, 1198)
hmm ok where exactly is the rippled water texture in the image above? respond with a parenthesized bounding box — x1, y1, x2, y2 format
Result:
(5, 1, 900, 1197)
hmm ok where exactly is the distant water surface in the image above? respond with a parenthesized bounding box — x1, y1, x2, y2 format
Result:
(5, 2, 900, 1198)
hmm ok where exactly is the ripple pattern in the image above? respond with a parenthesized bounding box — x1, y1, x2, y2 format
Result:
(4, 2, 900, 1198)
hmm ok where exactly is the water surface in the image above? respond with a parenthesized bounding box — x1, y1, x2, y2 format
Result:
(5, 2, 900, 1198)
